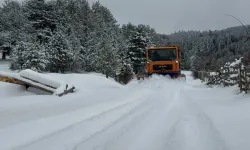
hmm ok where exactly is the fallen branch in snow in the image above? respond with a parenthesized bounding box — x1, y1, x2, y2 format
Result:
(57, 84, 76, 97)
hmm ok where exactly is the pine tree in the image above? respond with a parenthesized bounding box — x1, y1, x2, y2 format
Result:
(116, 60, 134, 84)
(191, 49, 206, 78)
(97, 40, 119, 78)
(22, 42, 48, 72)
(83, 1, 121, 77)
(128, 30, 148, 74)
(10, 41, 48, 72)
(46, 31, 73, 73)
(23, 0, 57, 44)
(0, 0, 27, 55)
(121, 23, 137, 40)
(10, 41, 27, 70)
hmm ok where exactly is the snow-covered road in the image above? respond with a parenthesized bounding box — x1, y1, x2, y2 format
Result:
(0, 64, 250, 150)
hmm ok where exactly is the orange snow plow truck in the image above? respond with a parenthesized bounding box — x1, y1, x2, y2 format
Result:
(145, 44, 186, 79)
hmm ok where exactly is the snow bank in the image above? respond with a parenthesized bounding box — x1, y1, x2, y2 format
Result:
(48, 73, 123, 90)
(0, 68, 125, 97)
(0, 82, 34, 98)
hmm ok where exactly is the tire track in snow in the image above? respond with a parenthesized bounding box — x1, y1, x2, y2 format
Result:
(3, 75, 230, 150)
(17, 79, 179, 150)
(121, 88, 185, 150)
(13, 89, 155, 150)
(71, 79, 185, 150)
(163, 88, 230, 150)
(0, 88, 153, 150)
(72, 90, 174, 150)
(73, 86, 182, 150)
(0, 88, 137, 129)
(129, 75, 230, 150)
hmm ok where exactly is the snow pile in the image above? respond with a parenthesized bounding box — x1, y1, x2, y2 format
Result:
(49, 73, 123, 90)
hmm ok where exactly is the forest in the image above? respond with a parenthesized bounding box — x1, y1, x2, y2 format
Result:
(0, 0, 250, 81)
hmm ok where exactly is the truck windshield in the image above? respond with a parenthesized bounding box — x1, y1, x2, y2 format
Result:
(148, 48, 177, 61)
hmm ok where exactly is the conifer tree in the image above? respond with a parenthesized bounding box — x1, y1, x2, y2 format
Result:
(128, 30, 148, 74)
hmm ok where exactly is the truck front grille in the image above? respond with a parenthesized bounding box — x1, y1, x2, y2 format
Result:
(153, 64, 173, 71)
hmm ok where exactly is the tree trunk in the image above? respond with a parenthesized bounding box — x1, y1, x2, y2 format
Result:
(2, 52, 6, 59)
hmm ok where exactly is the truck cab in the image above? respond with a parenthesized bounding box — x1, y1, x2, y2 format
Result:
(146, 45, 183, 78)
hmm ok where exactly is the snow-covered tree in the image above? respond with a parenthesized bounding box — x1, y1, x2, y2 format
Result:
(22, 42, 48, 72)
(10, 41, 27, 70)
(23, 0, 57, 44)
(96, 40, 119, 78)
(121, 23, 137, 40)
(128, 30, 149, 74)
(80, 1, 121, 77)
(46, 31, 73, 73)
(10, 41, 48, 72)
(116, 60, 134, 84)
(0, 0, 27, 55)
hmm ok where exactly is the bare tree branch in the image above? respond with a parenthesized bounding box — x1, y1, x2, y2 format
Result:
(224, 14, 250, 38)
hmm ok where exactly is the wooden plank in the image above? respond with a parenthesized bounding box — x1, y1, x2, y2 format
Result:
(0, 75, 25, 86)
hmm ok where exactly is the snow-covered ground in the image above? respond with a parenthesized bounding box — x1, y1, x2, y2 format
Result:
(0, 62, 250, 150)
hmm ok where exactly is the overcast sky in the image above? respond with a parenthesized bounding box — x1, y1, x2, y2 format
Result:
(1, 0, 250, 34)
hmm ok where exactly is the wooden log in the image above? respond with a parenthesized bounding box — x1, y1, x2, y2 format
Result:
(0, 75, 25, 86)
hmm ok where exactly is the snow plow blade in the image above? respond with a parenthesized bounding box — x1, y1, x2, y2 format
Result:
(0, 69, 75, 97)
(178, 74, 186, 81)
(136, 73, 186, 81)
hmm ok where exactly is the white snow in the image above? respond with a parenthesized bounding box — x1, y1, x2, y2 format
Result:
(230, 57, 242, 67)
(210, 72, 218, 76)
(0, 62, 250, 150)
